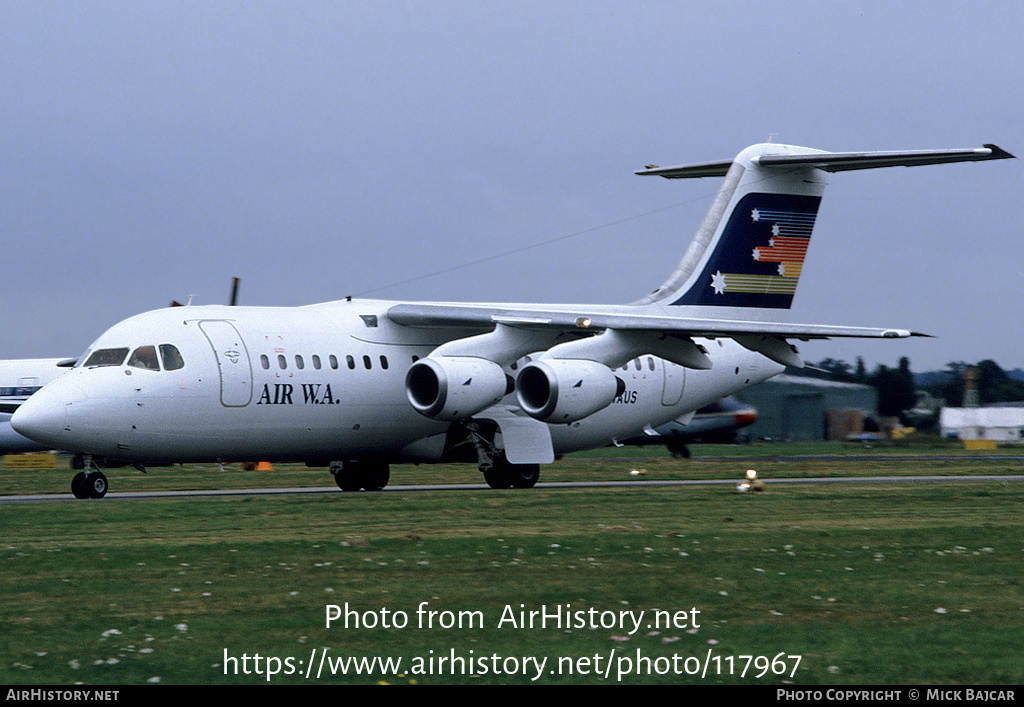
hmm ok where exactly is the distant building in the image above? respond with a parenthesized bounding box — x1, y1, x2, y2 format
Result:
(939, 406, 1024, 443)
(736, 373, 878, 442)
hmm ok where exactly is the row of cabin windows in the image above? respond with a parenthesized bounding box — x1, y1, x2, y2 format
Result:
(82, 347, 658, 375)
(259, 353, 391, 372)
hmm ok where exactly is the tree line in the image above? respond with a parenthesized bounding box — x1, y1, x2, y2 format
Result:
(799, 357, 1024, 428)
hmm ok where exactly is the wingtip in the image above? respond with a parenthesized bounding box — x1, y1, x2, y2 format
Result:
(982, 144, 1015, 160)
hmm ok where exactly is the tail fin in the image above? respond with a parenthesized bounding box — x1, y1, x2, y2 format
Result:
(635, 143, 1013, 316)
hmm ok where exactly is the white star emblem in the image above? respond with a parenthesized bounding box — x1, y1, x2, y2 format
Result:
(751, 209, 760, 221)
(772, 223, 780, 236)
(710, 271, 726, 294)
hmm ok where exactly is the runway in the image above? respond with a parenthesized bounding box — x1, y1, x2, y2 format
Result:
(2, 473, 1022, 503)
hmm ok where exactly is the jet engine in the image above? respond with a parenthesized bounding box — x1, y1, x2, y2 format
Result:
(406, 356, 512, 421)
(515, 359, 625, 423)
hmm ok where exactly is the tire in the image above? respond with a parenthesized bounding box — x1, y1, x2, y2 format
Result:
(86, 472, 108, 499)
(483, 464, 512, 489)
(509, 463, 540, 489)
(71, 472, 89, 499)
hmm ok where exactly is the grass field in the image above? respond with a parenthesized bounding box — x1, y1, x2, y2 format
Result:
(2, 442, 1023, 685)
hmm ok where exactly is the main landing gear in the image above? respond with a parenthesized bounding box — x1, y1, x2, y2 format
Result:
(330, 460, 390, 492)
(481, 454, 540, 489)
(457, 420, 541, 489)
(70, 455, 108, 499)
(666, 440, 692, 459)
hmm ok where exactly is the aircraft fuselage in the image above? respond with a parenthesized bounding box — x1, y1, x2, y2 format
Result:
(14, 299, 781, 465)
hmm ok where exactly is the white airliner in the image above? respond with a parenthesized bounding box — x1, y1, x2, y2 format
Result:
(11, 142, 1013, 498)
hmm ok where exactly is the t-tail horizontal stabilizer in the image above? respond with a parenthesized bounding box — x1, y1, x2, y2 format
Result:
(636, 144, 1014, 178)
(636, 143, 1014, 312)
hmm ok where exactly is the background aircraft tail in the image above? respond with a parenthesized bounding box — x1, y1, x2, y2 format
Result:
(635, 143, 1012, 318)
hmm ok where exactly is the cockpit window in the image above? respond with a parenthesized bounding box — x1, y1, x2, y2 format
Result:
(160, 344, 185, 371)
(83, 348, 129, 368)
(128, 345, 160, 371)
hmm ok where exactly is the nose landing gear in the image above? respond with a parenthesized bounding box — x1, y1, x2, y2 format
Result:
(70, 456, 108, 499)
(71, 471, 107, 499)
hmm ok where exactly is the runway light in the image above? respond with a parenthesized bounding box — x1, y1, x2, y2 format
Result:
(739, 469, 765, 493)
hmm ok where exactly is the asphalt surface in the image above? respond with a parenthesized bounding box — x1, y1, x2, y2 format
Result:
(3, 473, 1023, 503)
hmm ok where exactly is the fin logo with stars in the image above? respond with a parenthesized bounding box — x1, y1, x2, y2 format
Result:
(671, 192, 821, 309)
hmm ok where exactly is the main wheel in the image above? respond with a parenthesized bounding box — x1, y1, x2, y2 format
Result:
(331, 462, 362, 492)
(363, 462, 390, 492)
(483, 464, 512, 489)
(509, 463, 540, 489)
(484, 454, 539, 489)
(331, 461, 390, 491)
(86, 472, 108, 499)
(71, 472, 89, 499)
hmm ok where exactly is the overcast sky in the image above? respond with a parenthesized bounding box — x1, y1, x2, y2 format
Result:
(2, 1, 1021, 372)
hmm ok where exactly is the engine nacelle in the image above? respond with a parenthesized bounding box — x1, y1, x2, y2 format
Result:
(516, 359, 624, 423)
(406, 356, 511, 421)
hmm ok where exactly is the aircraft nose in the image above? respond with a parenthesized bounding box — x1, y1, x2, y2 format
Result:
(10, 382, 81, 447)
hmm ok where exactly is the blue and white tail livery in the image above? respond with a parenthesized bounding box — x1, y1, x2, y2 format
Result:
(10, 141, 1014, 495)
(636, 143, 1012, 320)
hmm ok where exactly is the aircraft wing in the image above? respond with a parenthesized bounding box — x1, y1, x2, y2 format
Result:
(386, 303, 924, 340)
(387, 302, 924, 370)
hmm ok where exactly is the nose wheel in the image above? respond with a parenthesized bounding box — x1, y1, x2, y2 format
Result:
(70, 455, 109, 499)
(71, 470, 108, 499)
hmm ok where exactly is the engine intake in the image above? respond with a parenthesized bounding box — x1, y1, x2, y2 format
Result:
(516, 359, 624, 423)
(406, 356, 511, 421)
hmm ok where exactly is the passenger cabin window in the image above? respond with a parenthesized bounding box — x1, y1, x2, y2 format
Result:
(295, 355, 305, 370)
(84, 348, 129, 368)
(312, 355, 321, 370)
(260, 355, 270, 370)
(160, 344, 185, 371)
(128, 345, 160, 371)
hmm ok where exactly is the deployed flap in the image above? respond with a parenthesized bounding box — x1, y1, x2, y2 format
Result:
(485, 408, 555, 464)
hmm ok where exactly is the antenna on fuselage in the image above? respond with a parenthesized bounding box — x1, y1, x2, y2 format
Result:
(169, 277, 239, 307)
